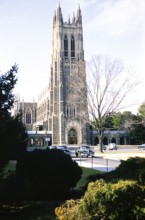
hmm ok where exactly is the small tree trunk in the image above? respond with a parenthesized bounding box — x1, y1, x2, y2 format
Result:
(98, 130, 104, 153)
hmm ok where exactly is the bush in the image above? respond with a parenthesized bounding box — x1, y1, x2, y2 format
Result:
(55, 179, 145, 220)
(113, 157, 145, 184)
(16, 149, 82, 200)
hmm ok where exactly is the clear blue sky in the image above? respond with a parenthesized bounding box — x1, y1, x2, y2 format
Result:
(0, 0, 145, 113)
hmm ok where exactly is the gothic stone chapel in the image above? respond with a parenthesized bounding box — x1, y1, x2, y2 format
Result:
(14, 5, 90, 146)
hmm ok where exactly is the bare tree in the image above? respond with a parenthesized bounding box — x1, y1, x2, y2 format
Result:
(88, 55, 139, 152)
(70, 55, 139, 152)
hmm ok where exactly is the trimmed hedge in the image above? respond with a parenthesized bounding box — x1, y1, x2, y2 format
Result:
(16, 149, 82, 200)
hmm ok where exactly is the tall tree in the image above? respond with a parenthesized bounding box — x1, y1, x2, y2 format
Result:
(138, 101, 145, 118)
(0, 65, 27, 171)
(128, 123, 145, 144)
(0, 65, 17, 114)
(112, 111, 141, 129)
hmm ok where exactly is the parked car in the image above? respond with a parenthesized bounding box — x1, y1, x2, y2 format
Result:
(97, 144, 107, 150)
(49, 145, 57, 149)
(138, 143, 145, 150)
(75, 145, 94, 157)
(49, 145, 71, 155)
(68, 147, 78, 157)
(107, 143, 118, 150)
(56, 145, 71, 155)
(103, 145, 107, 150)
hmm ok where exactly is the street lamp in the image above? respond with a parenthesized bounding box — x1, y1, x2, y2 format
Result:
(35, 126, 38, 147)
(45, 130, 47, 147)
(36, 129, 38, 147)
(45, 130, 50, 147)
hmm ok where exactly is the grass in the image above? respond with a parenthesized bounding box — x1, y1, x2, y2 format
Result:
(75, 167, 103, 190)
(0, 161, 103, 220)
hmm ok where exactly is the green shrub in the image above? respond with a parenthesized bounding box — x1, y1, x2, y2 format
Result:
(55, 179, 145, 220)
(113, 157, 145, 184)
(16, 149, 82, 200)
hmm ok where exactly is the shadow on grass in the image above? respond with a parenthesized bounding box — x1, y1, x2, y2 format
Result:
(0, 201, 62, 220)
(0, 164, 103, 220)
(2, 157, 144, 219)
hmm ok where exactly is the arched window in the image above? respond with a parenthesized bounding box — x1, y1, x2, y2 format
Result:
(26, 109, 32, 124)
(71, 35, 75, 58)
(66, 105, 69, 118)
(64, 35, 68, 57)
(103, 137, 108, 145)
(73, 105, 76, 118)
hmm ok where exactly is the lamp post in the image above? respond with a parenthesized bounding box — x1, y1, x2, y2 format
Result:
(45, 130, 47, 147)
(45, 130, 50, 147)
(35, 128, 38, 147)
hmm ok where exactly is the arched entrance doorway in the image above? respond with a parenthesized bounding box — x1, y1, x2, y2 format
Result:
(94, 137, 99, 145)
(111, 137, 116, 143)
(120, 136, 125, 144)
(68, 128, 77, 144)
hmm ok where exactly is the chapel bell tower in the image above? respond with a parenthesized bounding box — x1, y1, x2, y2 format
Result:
(48, 4, 90, 145)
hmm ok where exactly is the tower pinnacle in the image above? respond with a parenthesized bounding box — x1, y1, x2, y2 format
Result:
(76, 4, 82, 24)
(56, 2, 63, 24)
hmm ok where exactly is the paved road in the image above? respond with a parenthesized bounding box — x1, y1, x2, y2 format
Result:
(71, 148, 145, 172)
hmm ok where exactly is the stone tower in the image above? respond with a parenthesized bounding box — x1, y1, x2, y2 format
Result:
(48, 5, 90, 145)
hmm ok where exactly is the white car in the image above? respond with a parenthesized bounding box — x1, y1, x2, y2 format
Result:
(138, 144, 145, 150)
(107, 143, 118, 150)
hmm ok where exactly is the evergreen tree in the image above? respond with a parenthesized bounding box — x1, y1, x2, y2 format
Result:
(129, 123, 145, 144)
(0, 65, 27, 171)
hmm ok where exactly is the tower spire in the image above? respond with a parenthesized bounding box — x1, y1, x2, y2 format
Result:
(76, 4, 82, 25)
(56, 2, 63, 24)
(72, 12, 75, 23)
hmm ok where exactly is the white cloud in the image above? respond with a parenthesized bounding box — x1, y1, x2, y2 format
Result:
(85, 0, 145, 36)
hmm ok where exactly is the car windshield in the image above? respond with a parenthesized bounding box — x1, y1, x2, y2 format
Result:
(82, 146, 89, 149)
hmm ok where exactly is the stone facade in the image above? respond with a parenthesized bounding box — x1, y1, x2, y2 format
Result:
(14, 5, 90, 146)
(48, 5, 90, 145)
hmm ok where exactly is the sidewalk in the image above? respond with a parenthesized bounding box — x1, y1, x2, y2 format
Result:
(76, 160, 115, 172)
(94, 151, 145, 161)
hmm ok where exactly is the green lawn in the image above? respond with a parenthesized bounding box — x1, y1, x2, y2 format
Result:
(0, 161, 103, 220)
(75, 167, 103, 190)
